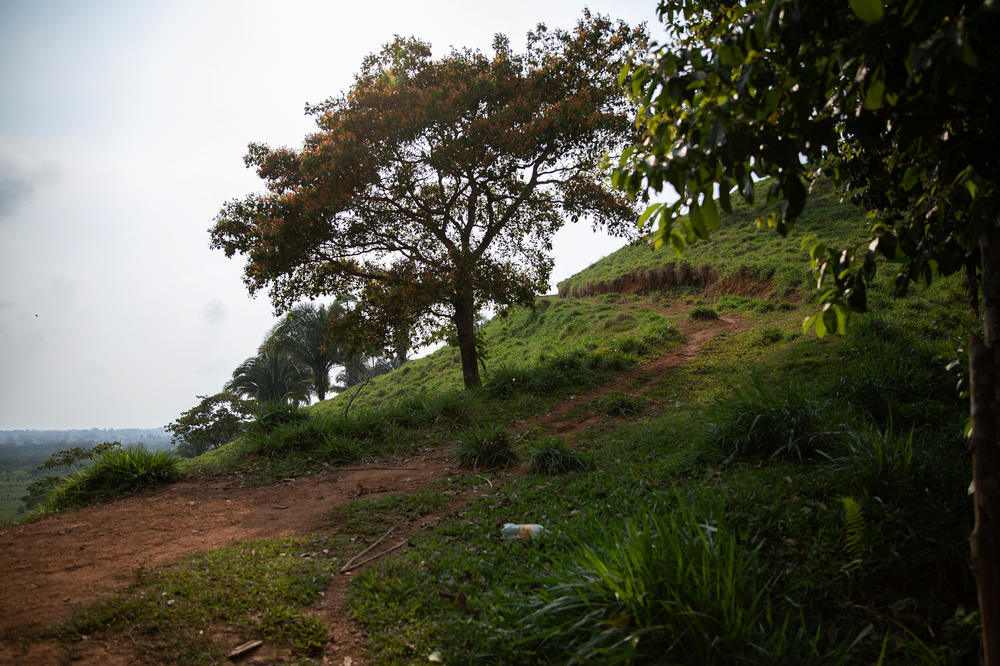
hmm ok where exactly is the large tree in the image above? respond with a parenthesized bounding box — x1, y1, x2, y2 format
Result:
(210, 12, 645, 389)
(613, 0, 999, 659)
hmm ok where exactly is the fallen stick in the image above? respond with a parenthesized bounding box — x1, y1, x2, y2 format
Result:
(340, 539, 409, 573)
(339, 520, 403, 572)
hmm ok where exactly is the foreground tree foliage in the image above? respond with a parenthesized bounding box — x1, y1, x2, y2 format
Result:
(211, 12, 645, 388)
(613, 0, 999, 659)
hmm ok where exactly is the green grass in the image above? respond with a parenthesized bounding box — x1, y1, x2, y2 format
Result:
(47, 536, 338, 663)
(38, 187, 981, 665)
(558, 177, 869, 298)
(44, 446, 182, 511)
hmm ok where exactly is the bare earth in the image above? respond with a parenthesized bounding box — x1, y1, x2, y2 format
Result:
(0, 313, 738, 665)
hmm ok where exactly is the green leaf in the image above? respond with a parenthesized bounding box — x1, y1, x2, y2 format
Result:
(617, 62, 632, 88)
(849, 0, 884, 23)
(701, 195, 721, 232)
(688, 202, 708, 238)
(669, 229, 686, 257)
(638, 203, 661, 228)
(864, 77, 885, 110)
(901, 166, 922, 191)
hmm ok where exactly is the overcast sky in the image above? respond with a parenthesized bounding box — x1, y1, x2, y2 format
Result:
(0, 0, 662, 430)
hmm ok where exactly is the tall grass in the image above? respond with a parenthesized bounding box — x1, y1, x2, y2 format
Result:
(454, 423, 518, 470)
(46, 446, 181, 510)
(710, 375, 833, 460)
(513, 507, 841, 664)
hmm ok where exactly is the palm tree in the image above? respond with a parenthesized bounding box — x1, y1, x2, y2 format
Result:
(225, 351, 312, 406)
(262, 301, 348, 401)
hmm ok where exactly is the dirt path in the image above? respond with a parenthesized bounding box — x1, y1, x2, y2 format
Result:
(0, 312, 740, 664)
(519, 313, 742, 437)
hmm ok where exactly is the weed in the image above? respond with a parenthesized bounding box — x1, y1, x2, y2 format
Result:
(454, 423, 518, 470)
(527, 436, 589, 474)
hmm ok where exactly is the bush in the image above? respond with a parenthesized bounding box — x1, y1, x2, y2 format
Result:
(527, 436, 589, 474)
(46, 446, 182, 510)
(710, 376, 833, 460)
(454, 423, 518, 470)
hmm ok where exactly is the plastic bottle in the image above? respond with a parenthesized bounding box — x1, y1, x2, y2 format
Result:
(502, 523, 544, 540)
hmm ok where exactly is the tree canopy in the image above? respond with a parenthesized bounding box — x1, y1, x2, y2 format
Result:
(613, 0, 999, 659)
(211, 12, 646, 388)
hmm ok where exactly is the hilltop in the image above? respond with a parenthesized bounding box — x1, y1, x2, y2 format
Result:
(0, 184, 979, 664)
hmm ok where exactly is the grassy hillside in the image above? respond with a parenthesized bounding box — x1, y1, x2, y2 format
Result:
(37, 185, 981, 664)
(559, 177, 868, 298)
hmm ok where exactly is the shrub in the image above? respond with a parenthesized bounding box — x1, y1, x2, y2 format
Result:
(46, 446, 181, 510)
(527, 436, 589, 474)
(710, 375, 832, 460)
(454, 423, 518, 470)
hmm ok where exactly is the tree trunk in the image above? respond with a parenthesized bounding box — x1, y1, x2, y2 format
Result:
(453, 290, 481, 389)
(971, 228, 1000, 666)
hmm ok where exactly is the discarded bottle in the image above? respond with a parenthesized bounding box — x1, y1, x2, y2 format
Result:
(502, 523, 544, 541)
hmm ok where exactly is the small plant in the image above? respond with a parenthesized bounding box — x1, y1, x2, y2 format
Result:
(839, 496, 867, 565)
(527, 436, 589, 474)
(599, 391, 646, 417)
(710, 375, 831, 460)
(46, 446, 182, 510)
(454, 423, 518, 470)
(690, 306, 719, 320)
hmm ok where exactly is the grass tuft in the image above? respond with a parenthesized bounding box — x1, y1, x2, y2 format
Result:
(527, 436, 589, 474)
(454, 423, 518, 470)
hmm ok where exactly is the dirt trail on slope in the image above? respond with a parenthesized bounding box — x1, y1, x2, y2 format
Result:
(0, 312, 740, 665)
(518, 313, 742, 437)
